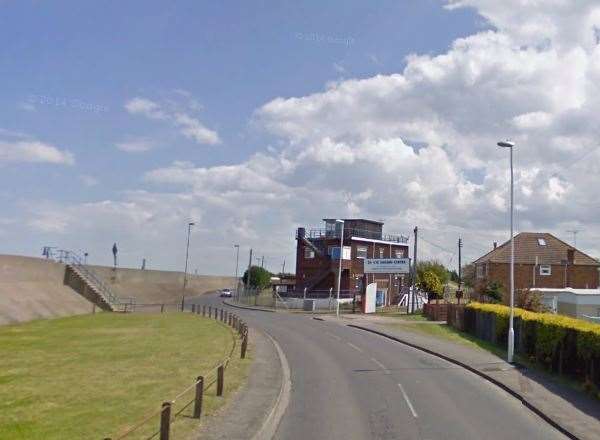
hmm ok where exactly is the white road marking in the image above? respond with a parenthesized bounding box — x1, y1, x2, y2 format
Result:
(398, 383, 418, 418)
(326, 332, 342, 341)
(370, 357, 390, 374)
(346, 342, 364, 352)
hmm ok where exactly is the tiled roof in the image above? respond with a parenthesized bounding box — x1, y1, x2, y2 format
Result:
(473, 232, 599, 266)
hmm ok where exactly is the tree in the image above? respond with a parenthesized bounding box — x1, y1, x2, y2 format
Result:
(419, 270, 443, 299)
(416, 260, 450, 285)
(484, 281, 503, 303)
(462, 263, 476, 288)
(242, 265, 272, 289)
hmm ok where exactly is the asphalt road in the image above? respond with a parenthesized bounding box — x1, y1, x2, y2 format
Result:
(191, 294, 566, 440)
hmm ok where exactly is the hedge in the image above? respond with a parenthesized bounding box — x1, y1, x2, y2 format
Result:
(463, 303, 600, 390)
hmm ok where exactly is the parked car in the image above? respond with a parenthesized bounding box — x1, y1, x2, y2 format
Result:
(220, 288, 233, 297)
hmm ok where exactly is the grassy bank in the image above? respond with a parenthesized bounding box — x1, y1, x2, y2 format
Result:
(0, 313, 250, 439)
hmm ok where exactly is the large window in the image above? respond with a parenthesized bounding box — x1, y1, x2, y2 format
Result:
(356, 246, 368, 259)
(304, 247, 315, 259)
(540, 265, 551, 276)
(395, 249, 404, 258)
(328, 246, 351, 259)
(379, 248, 385, 258)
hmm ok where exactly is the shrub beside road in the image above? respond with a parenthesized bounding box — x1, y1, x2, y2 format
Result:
(0, 313, 250, 439)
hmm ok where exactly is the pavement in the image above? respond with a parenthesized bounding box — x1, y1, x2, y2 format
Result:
(192, 327, 288, 440)
(191, 294, 572, 440)
(329, 313, 600, 440)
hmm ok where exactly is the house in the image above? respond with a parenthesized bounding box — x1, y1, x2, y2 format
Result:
(295, 219, 410, 305)
(473, 232, 600, 303)
(271, 274, 296, 294)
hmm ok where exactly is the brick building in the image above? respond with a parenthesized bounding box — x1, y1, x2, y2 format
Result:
(295, 219, 409, 304)
(473, 232, 600, 303)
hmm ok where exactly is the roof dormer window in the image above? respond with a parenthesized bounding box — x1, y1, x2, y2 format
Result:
(537, 238, 546, 246)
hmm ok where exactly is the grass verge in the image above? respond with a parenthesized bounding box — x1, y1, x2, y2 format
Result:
(0, 312, 251, 440)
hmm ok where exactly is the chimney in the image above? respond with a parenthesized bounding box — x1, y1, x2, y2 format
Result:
(493, 242, 497, 249)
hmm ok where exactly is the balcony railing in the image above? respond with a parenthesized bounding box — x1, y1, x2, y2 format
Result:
(305, 227, 408, 244)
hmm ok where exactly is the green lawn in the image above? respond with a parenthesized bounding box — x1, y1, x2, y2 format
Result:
(0, 312, 250, 440)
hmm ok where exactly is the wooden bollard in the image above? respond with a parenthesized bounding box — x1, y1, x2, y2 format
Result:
(220, 309, 224, 321)
(209, 306, 212, 317)
(228, 313, 232, 326)
(193, 376, 204, 419)
(217, 365, 224, 396)
(161, 304, 165, 313)
(192, 304, 196, 313)
(160, 401, 171, 440)
(202, 305, 206, 316)
(241, 334, 248, 359)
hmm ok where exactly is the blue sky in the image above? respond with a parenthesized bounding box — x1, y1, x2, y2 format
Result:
(3, 1, 600, 274)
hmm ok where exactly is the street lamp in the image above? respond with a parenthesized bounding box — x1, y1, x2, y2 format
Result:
(335, 219, 345, 318)
(498, 140, 515, 363)
(181, 221, 195, 311)
(234, 244, 240, 300)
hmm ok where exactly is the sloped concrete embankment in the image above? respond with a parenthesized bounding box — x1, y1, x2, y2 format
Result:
(88, 265, 235, 305)
(0, 255, 94, 325)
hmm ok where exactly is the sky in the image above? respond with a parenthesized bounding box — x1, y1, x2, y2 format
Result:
(2, 0, 600, 275)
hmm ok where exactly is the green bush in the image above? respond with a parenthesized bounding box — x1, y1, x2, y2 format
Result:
(465, 302, 600, 389)
(242, 266, 272, 289)
(419, 270, 443, 298)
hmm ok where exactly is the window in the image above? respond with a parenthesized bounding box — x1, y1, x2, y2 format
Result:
(328, 246, 351, 259)
(304, 248, 315, 259)
(356, 246, 368, 259)
(476, 265, 484, 279)
(537, 238, 547, 246)
(379, 248, 385, 258)
(395, 249, 404, 258)
(540, 265, 551, 276)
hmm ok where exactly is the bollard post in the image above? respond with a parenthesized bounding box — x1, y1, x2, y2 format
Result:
(160, 401, 171, 440)
(161, 304, 165, 313)
(202, 305, 206, 316)
(217, 365, 224, 396)
(228, 313, 232, 326)
(220, 309, 224, 321)
(192, 304, 196, 313)
(193, 376, 204, 419)
(241, 333, 248, 359)
(209, 306, 212, 317)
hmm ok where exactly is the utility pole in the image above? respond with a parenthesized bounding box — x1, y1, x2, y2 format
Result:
(181, 222, 194, 311)
(411, 226, 418, 314)
(246, 248, 253, 295)
(458, 238, 463, 291)
(281, 257, 286, 275)
(261, 255, 264, 269)
(234, 244, 240, 297)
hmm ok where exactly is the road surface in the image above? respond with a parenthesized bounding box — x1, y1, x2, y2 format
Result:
(191, 294, 565, 440)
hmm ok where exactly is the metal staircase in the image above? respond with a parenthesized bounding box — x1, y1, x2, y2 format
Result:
(53, 249, 135, 312)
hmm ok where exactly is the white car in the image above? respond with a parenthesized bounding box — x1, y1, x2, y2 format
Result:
(220, 288, 233, 297)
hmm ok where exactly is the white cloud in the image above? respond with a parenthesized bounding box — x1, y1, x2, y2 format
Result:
(0, 138, 74, 165)
(80, 175, 99, 187)
(115, 138, 155, 153)
(124, 96, 221, 145)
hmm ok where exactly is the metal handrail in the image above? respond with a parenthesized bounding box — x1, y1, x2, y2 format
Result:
(54, 249, 135, 308)
(305, 227, 409, 243)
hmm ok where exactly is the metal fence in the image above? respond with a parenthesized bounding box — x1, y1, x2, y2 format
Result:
(235, 287, 358, 312)
(104, 306, 248, 440)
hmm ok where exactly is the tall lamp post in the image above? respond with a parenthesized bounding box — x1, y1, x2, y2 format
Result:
(181, 221, 195, 311)
(498, 140, 515, 363)
(335, 219, 345, 318)
(234, 244, 240, 299)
